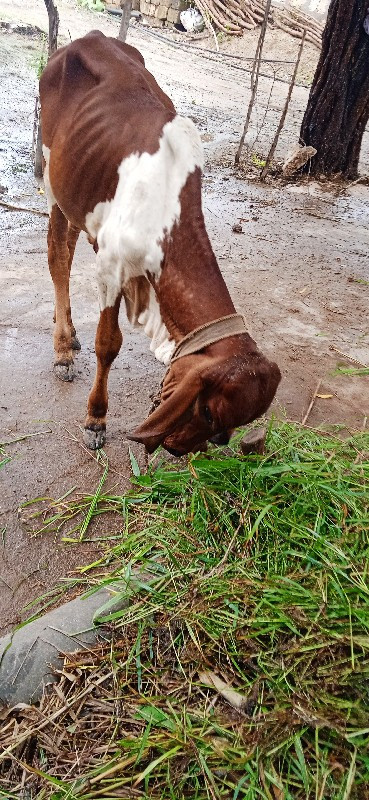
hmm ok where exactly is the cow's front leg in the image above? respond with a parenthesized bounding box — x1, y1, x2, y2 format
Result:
(84, 293, 123, 450)
(47, 205, 75, 381)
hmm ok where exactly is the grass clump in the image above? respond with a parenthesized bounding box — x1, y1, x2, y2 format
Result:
(0, 445, 10, 470)
(77, 0, 105, 12)
(334, 366, 369, 377)
(1, 421, 369, 798)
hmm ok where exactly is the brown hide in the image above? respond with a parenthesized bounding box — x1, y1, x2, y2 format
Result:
(40, 32, 281, 456)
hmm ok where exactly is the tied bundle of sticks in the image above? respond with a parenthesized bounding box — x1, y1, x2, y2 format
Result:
(194, 0, 323, 47)
(273, 7, 323, 48)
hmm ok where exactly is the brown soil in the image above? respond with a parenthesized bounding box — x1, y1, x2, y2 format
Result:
(1, 0, 369, 635)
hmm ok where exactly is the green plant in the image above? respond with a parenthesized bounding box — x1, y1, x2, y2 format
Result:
(30, 34, 47, 79)
(0, 447, 10, 470)
(77, 0, 105, 12)
(251, 152, 267, 168)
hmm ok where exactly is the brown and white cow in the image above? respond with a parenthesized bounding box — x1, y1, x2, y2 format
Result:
(40, 30, 280, 456)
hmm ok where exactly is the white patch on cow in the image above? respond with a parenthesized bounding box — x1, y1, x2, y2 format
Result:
(133, 285, 175, 366)
(42, 145, 56, 214)
(86, 115, 203, 315)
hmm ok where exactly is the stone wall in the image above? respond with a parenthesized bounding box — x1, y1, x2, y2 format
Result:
(107, 0, 189, 26)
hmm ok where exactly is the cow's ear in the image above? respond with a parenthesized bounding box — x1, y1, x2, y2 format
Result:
(127, 369, 202, 453)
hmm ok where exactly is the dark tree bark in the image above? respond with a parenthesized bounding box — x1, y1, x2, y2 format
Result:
(300, 0, 369, 179)
(44, 0, 59, 57)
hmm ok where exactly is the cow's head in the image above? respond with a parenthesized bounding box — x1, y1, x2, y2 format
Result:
(128, 337, 281, 455)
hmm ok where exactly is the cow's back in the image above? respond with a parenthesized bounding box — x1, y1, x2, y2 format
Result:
(40, 31, 176, 227)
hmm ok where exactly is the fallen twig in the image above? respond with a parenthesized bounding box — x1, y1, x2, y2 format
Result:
(0, 200, 48, 217)
(329, 346, 369, 369)
(0, 429, 52, 447)
(0, 673, 109, 763)
(301, 378, 322, 425)
(338, 174, 369, 195)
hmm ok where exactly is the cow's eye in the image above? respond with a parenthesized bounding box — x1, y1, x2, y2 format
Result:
(204, 406, 213, 426)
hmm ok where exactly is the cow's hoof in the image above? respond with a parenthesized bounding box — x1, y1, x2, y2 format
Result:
(54, 362, 75, 382)
(71, 335, 81, 351)
(83, 426, 106, 450)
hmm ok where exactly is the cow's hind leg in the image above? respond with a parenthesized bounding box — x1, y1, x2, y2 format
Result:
(47, 205, 75, 381)
(67, 223, 81, 350)
(52, 223, 81, 351)
(84, 293, 123, 449)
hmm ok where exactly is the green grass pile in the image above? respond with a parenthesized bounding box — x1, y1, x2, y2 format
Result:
(1, 421, 369, 799)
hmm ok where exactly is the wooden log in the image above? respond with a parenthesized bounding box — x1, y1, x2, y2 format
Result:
(234, 0, 273, 164)
(118, 0, 132, 42)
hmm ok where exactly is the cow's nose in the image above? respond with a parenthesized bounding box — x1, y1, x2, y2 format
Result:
(165, 446, 184, 458)
(210, 431, 230, 446)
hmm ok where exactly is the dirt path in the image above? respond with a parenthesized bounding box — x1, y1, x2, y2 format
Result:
(1, 1, 369, 634)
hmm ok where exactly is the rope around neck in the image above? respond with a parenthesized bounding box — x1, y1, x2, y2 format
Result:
(170, 313, 248, 362)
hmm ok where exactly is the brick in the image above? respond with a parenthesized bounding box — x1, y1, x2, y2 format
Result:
(155, 4, 168, 18)
(140, 0, 155, 14)
(166, 7, 181, 23)
(170, 0, 187, 10)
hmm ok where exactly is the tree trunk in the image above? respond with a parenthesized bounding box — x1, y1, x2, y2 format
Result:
(118, 0, 132, 42)
(300, 0, 369, 179)
(34, 1, 59, 178)
(44, 0, 59, 57)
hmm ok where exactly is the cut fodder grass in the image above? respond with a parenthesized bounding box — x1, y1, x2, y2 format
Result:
(0, 445, 10, 471)
(334, 366, 369, 377)
(3, 421, 369, 798)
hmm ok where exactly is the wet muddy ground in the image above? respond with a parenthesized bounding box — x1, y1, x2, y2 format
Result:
(1, 1, 369, 634)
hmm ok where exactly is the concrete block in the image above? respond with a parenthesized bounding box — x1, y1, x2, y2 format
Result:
(170, 0, 187, 10)
(0, 577, 152, 706)
(155, 4, 168, 18)
(167, 7, 181, 22)
(140, 0, 155, 14)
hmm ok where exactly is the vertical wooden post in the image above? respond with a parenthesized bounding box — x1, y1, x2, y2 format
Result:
(34, 99, 44, 180)
(118, 0, 133, 42)
(34, 0, 59, 179)
(234, 0, 272, 166)
(44, 0, 59, 56)
(260, 31, 306, 180)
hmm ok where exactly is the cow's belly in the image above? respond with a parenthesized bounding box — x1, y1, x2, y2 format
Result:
(45, 115, 203, 365)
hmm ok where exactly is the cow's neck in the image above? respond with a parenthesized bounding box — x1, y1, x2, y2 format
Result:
(156, 170, 235, 341)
